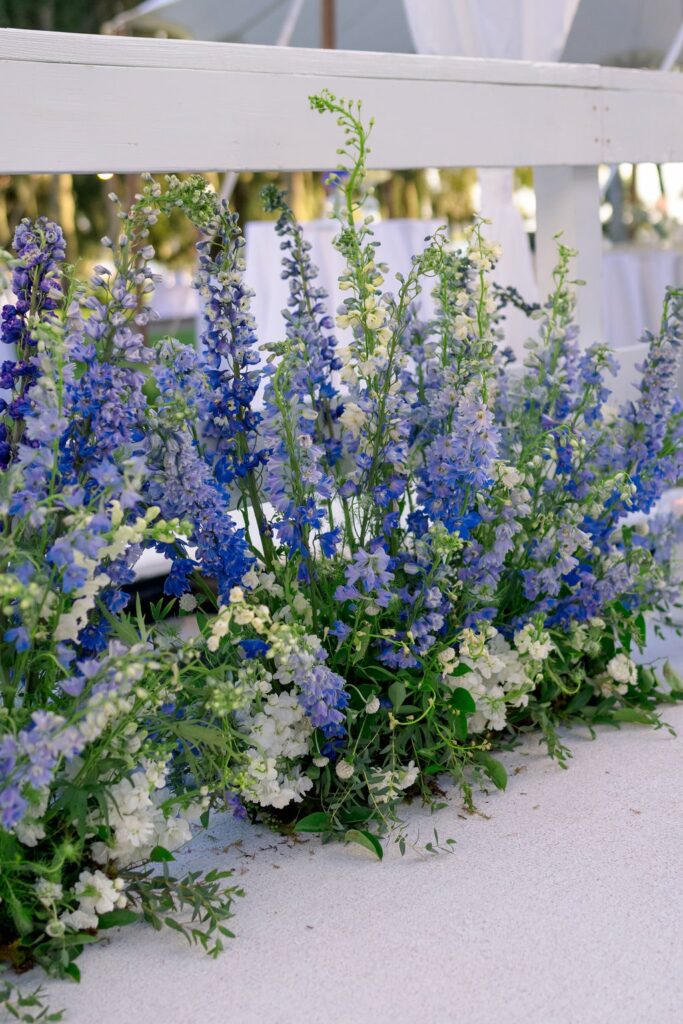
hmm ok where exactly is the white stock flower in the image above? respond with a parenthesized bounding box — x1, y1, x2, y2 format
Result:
(35, 879, 63, 907)
(157, 815, 192, 852)
(89, 763, 194, 868)
(179, 593, 197, 612)
(13, 818, 46, 847)
(74, 869, 119, 915)
(61, 908, 98, 932)
(367, 761, 419, 804)
(335, 760, 354, 781)
(447, 633, 535, 733)
(339, 401, 366, 437)
(514, 623, 553, 661)
(243, 753, 313, 809)
(606, 653, 637, 687)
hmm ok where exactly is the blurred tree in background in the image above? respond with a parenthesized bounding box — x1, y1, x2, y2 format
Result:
(0, 0, 138, 33)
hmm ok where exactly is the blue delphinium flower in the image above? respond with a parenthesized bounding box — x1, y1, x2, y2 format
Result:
(145, 340, 254, 601)
(619, 288, 683, 512)
(239, 639, 270, 659)
(194, 201, 267, 488)
(417, 388, 499, 535)
(0, 217, 66, 470)
(298, 663, 349, 740)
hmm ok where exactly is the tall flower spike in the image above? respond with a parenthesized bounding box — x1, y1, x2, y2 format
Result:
(620, 287, 683, 511)
(1, 218, 66, 470)
(258, 185, 341, 568)
(145, 340, 254, 602)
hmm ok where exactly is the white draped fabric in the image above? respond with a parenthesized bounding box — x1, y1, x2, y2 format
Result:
(603, 246, 683, 349)
(402, 0, 580, 63)
(402, 0, 580, 352)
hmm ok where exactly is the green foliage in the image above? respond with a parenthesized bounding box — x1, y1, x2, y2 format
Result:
(0, 975, 63, 1023)
(125, 867, 244, 959)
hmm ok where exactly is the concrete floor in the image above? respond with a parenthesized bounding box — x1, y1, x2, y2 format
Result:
(30, 631, 683, 1024)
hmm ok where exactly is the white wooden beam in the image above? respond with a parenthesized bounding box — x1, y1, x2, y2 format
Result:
(1, 29, 683, 174)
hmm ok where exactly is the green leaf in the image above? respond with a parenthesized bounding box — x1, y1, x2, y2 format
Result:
(97, 909, 140, 929)
(663, 660, 683, 693)
(149, 845, 175, 862)
(344, 829, 383, 860)
(63, 963, 81, 983)
(448, 687, 476, 714)
(339, 804, 374, 824)
(611, 707, 656, 725)
(452, 713, 468, 742)
(602, 634, 618, 659)
(450, 662, 473, 677)
(473, 752, 507, 790)
(634, 613, 647, 647)
(638, 663, 659, 696)
(565, 686, 593, 715)
(388, 680, 407, 710)
(58, 934, 100, 949)
(294, 812, 332, 833)
(174, 722, 226, 750)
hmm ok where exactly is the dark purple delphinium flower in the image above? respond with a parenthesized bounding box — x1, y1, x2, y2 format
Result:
(258, 186, 343, 571)
(0, 218, 66, 469)
(58, 243, 156, 499)
(194, 206, 267, 488)
(147, 428, 253, 602)
(238, 639, 270, 659)
(261, 184, 343, 455)
(144, 337, 254, 601)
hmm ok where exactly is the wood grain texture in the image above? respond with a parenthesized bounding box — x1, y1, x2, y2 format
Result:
(0, 28, 681, 173)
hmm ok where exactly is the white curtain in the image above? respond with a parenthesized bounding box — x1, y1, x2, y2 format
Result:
(403, 0, 580, 350)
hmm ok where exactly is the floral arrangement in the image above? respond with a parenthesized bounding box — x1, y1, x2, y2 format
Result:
(2, 90, 683, 996)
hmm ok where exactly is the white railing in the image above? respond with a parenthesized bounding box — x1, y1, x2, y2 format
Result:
(2, 27, 683, 387)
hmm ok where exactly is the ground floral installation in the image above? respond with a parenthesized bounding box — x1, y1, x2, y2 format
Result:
(2, 90, 683, 1008)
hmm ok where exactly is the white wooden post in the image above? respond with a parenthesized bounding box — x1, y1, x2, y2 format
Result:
(534, 165, 603, 345)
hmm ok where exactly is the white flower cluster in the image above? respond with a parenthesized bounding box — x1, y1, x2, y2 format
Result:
(209, 587, 320, 811)
(367, 761, 420, 805)
(442, 626, 538, 732)
(514, 622, 554, 662)
(89, 760, 192, 869)
(236, 675, 313, 810)
(60, 869, 126, 933)
(594, 652, 638, 697)
(207, 586, 270, 652)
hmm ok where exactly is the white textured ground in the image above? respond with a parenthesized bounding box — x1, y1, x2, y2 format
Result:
(27, 631, 683, 1024)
